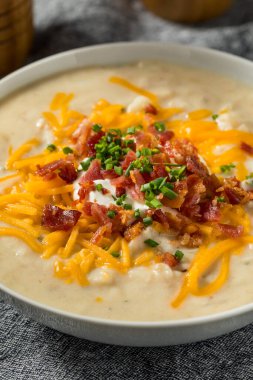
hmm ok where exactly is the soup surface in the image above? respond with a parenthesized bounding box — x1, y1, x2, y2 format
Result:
(1, 61, 253, 321)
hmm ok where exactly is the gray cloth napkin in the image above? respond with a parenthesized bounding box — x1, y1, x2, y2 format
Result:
(1, 0, 253, 378)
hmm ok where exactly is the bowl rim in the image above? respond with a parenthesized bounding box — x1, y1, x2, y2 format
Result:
(1, 40, 253, 328)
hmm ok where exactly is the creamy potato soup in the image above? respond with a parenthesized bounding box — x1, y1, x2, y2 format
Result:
(1, 61, 253, 321)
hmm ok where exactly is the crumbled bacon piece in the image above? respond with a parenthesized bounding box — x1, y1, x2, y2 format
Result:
(201, 202, 221, 222)
(90, 223, 111, 244)
(162, 253, 178, 268)
(72, 118, 92, 156)
(124, 221, 144, 241)
(78, 181, 94, 202)
(115, 187, 126, 197)
(80, 159, 102, 182)
(186, 156, 209, 177)
(217, 224, 244, 238)
(179, 231, 203, 248)
(180, 175, 206, 220)
(36, 159, 77, 183)
(164, 139, 197, 164)
(101, 169, 119, 179)
(144, 104, 158, 115)
(148, 125, 174, 145)
(152, 209, 170, 231)
(111, 175, 132, 188)
(121, 150, 136, 170)
(224, 185, 250, 205)
(41, 204, 81, 231)
(240, 141, 253, 155)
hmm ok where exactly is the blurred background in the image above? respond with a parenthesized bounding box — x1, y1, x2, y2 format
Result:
(1, 0, 253, 76)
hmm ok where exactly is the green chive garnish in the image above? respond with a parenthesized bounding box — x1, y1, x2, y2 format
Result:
(212, 114, 219, 121)
(154, 122, 165, 132)
(143, 217, 153, 227)
(114, 166, 123, 176)
(63, 146, 73, 154)
(123, 204, 132, 210)
(134, 209, 141, 218)
(46, 144, 57, 152)
(107, 210, 117, 219)
(144, 239, 159, 247)
(220, 163, 235, 173)
(80, 158, 93, 171)
(111, 251, 121, 258)
(174, 250, 184, 261)
(96, 184, 103, 192)
(92, 124, 102, 132)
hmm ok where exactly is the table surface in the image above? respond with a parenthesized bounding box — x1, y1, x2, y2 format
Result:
(1, 0, 253, 379)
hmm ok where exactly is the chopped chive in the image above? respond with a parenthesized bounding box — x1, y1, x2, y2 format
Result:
(220, 163, 235, 173)
(111, 251, 121, 258)
(217, 196, 225, 203)
(92, 124, 102, 132)
(107, 210, 117, 219)
(96, 184, 103, 192)
(143, 217, 153, 227)
(114, 166, 123, 175)
(147, 198, 163, 208)
(80, 157, 93, 171)
(212, 114, 219, 121)
(144, 239, 159, 247)
(154, 122, 165, 132)
(123, 203, 132, 210)
(174, 250, 184, 261)
(105, 163, 113, 170)
(115, 194, 127, 206)
(160, 186, 178, 200)
(134, 209, 141, 218)
(46, 144, 57, 152)
(126, 125, 142, 135)
(63, 146, 73, 154)
(125, 162, 134, 177)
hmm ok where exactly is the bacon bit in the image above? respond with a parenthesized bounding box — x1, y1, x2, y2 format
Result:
(180, 175, 206, 220)
(148, 126, 174, 145)
(124, 221, 144, 241)
(240, 141, 253, 155)
(164, 139, 198, 164)
(161, 252, 178, 268)
(78, 181, 94, 202)
(224, 186, 250, 205)
(90, 223, 111, 244)
(186, 156, 209, 177)
(72, 118, 92, 156)
(121, 150, 136, 170)
(90, 203, 111, 226)
(130, 169, 145, 200)
(152, 209, 170, 231)
(111, 175, 132, 188)
(41, 204, 81, 231)
(135, 131, 156, 148)
(116, 187, 126, 197)
(179, 231, 203, 248)
(144, 104, 158, 115)
(36, 159, 77, 183)
(201, 202, 221, 222)
(87, 131, 105, 156)
(101, 169, 119, 179)
(80, 159, 102, 182)
(150, 153, 168, 178)
(217, 223, 244, 238)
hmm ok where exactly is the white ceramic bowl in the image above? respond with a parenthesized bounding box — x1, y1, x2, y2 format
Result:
(1, 42, 253, 347)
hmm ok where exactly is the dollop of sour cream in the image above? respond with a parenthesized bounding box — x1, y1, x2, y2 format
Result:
(73, 177, 149, 213)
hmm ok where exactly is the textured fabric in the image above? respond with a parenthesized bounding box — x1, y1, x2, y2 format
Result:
(2, 0, 253, 378)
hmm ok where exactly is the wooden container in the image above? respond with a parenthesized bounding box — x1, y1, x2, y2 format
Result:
(0, 0, 33, 76)
(141, 0, 233, 23)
